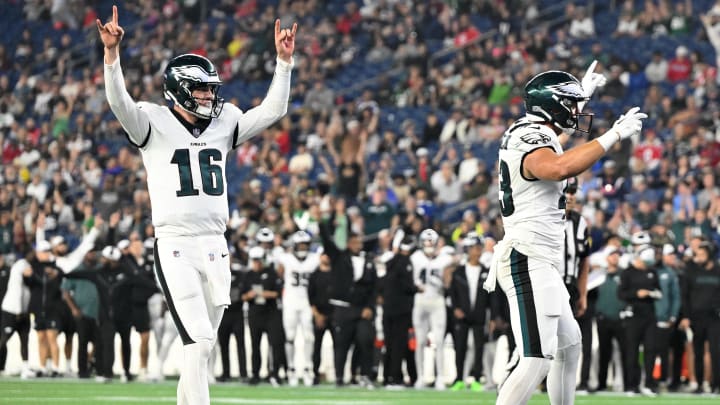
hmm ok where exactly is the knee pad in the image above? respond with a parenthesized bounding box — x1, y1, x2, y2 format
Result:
(184, 338, 213, 362)
(557, 322, 582, 351)
(555, 340, 581, 363)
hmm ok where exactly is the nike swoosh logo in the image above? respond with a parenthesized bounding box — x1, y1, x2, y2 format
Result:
(221, 253, 229, 258)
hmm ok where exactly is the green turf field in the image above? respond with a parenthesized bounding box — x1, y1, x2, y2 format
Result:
(0, 379, 717, 404)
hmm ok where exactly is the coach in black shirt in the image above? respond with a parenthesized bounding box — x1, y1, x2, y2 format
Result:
(449, 232, 493, 390)
(318, 216, 377, 388)
(679, 243, 720, 394)
(618, 246, 661, 394)
(64, 246, 127, 380)
(382, 235, 419, 387)
(217, 266, 247, 382)
(308, 253, 333, 385)
(24, 243, 65, 377)
(242, 246, 284, 385)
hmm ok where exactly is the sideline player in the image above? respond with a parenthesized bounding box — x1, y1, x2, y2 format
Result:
(98, 5, 295, 404)
(484, 68, 646, 405)
(410, 229, 453, 389)
(276, 230, 320, 386)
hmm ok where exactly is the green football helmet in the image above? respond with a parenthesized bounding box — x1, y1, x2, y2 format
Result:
(163, 54, 224, 119)
(524, 71, 592, 134)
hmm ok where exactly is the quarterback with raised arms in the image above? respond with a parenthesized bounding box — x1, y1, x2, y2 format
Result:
(98, 5, 296, 404)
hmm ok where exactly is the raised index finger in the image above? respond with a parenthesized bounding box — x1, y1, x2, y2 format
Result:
(275, 19, 280, 35)
(113, 5, 118, 25)
(584, 60, 597, 78)
(291, 22, 298, 36)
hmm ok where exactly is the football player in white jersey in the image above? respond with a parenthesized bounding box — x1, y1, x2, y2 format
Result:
(410, 229, 454, 390)
(483, 68, 646, 405)
(276, 230, 320, 386)
(97, 6, 296, 404)
(256, 227, 284, 268)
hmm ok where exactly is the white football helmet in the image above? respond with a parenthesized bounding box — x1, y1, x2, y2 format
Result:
(291, 230, 312, 259)
(630, 231, 652, 252)
(256, 227, 275, 244)
(419, 229, 439, 256)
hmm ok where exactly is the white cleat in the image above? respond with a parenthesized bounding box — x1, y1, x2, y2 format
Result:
(639, 387, 657, 397)
(287, 368, 299, 387)
(434, 381, 446, 391)
(359, 376, 375, 390)
(302, 369, 314, 387)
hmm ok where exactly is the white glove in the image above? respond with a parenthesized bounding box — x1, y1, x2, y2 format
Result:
(611, 106, 647, 140)
(648, 289, 663, 300)
(578, 60, 607, 112)
(596, 106, 647, 151)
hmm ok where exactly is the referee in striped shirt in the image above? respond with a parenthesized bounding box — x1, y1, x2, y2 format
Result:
(561, 177, 593, 392)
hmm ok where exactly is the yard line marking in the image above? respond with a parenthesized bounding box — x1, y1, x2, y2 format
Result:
(7, 397, 392, 404)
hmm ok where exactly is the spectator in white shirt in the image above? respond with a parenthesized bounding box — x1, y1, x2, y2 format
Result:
(458, 147, 480, 184)
(568, 6, 595, 38)
(615, 11, 639, 37)
(288, 144, 314, 175)
(645, 51, 669, 84)
(431, 161, 462, 205)
(26, 174, 48, 204)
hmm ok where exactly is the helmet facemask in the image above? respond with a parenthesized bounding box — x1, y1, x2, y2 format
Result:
(291, 231, 312, 260)
(552, 96, 593, 135)
(181, 81, 224, 119)
(163, 54, 225, 120)
(294, 243, 309, 260)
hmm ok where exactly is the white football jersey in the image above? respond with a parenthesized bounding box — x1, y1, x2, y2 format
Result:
(1, 259, 31, 315)
(410, 250, 453, 299)
(104, 58, 290, 238)
(278, 251, 320, 304)
(497, 117, 567, 265)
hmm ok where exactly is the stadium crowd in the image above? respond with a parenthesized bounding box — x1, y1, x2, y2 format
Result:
(1, 0, 720, 396)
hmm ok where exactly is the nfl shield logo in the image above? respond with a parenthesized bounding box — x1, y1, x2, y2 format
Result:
(173, 250, 180, 258)
(209, 253, 215, 262)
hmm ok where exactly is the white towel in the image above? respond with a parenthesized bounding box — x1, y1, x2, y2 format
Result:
(483, 239, 544, 292)
(483, 239, 513, 293)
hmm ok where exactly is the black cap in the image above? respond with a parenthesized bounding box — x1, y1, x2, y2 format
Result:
(564, 177, 578, 195)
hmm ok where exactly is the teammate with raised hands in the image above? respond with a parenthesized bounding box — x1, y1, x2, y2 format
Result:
(485, 65, 646, 405)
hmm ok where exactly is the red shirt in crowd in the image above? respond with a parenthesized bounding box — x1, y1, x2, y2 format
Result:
(2, 142, 21, 165)
(454, 26, 480, 47)
(634, 139, 663, 168)
(236, 142, 258, 167)
(336, 10, 361, 35)
(275, 129, 291, 155)
(667, 57, 692, 82)
(700, 140, 720, 167)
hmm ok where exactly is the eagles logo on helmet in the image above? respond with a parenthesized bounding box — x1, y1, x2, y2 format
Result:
(524, 71, 593, 134)
(163, 54, 224, 119)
